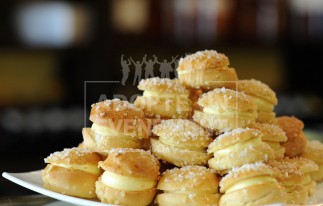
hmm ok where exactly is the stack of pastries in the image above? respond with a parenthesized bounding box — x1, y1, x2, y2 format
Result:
(42, 50, 323, 205)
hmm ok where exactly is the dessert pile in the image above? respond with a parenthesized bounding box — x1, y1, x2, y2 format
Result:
(42, 50, 323, 206)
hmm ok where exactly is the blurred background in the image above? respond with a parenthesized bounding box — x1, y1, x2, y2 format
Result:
(1, 0, 323, 196)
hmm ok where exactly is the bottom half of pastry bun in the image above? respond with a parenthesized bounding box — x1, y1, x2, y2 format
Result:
(82, 128, 142, 156)
(208, 141, 273, 174)
(150, 138, 210, 167)
(177, 67, 238, 90)
(311, 165, 323, 182)
(193, 110, 255, 133)
(256, 110, 276, 123)
(42, 164, 99, 198)
(134, 96, 191, 119)
(156, 193, 220, 206)
(95, 178, 156, 206)
(285, 185, 309, 205)
(219, 182, 287, 206)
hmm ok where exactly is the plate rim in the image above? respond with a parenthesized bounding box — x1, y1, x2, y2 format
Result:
(2, 171, 115, 206)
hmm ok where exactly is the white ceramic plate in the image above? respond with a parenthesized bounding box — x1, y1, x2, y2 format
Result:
(2, 170, 114, 206)
(2, 170, 323, 206)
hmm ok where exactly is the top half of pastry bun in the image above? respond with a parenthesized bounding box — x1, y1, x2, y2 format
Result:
(302, 140, 323, 164)
(235, 79, 277, 108)
(152, 119, 212, 148)
(198, 88, 257, 113)
(220, 162, 274, 193)
(158, 166, 218, 191)
(90, 99, 145, 124)
(99, 148, 160, 180)
(90, 99, 148, 138)
(249, 122, 287, 142)
(177, 50, 230, 72)
(208, 128, 262, 153)
(44, 148, 102, 174)
(138, 77, 189, 97)
(177, 50, 238, 89)
(45, 147, 101, 166)
(268, 157, 319, 178)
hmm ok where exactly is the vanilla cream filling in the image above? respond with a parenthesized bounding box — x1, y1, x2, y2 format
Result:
(249, 96, 274, 112)
(101, 171, 156, 191)
(91, 123, 135, 140)
(159, 136, 205, 151)
(211, 137, 261, 155)
(203, 107, 256, 118)
(54, 163, 101, 175)
(265, 141, 282, 150)
(143, 90, 189, 99)
(226, 176, 277, 193)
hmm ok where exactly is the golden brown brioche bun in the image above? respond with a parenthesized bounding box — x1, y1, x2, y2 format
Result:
(207, 128, 274, 173)
(219, 162, 286, 206)
(96, 179, 156, 206)
(99, 148, 160, 179)
(151, 119, 212, 166)
(177, 50, 238, 89)
(193, 88, 257, 132)
(90, 99, 148, 139)
(249, 122, 287, 159)
(276, 116, 307, 157)
(82, 127, 142, 155)
(302, 140, 323, 181)
(43, 148, 102, 198)
(135, 78, 192, 119)
(157, 166, 219, 206)
(268, 157, 318, 204)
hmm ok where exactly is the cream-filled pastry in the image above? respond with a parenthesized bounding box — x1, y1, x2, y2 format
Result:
(177, 50, 238, 90)
(82, 99, 148, 155)
(250, 122, 287, 159)
(276, 116, 307, 157)
(235, 79, 277, 123)
(302, 140, 323, 181)
(151, 119, 212, 167)
(219, 162, 286, 206)
(96, 148, 160, 206)
(193, 88, 257, 133)
(134, 77, 191, 119)
(42, 148, 102, 198)
(268, 157, 319, 204)
(156, 166, 220, 206)
(207, 128, 274, 174)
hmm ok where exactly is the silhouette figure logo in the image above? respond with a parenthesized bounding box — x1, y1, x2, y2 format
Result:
(120, 54, 179, 85)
